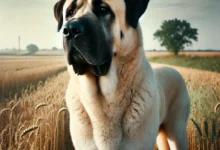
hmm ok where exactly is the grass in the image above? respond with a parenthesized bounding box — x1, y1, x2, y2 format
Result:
(148, 55, 220, 73)
(0, 54, 220, 149)
(146, 51, 220, 58)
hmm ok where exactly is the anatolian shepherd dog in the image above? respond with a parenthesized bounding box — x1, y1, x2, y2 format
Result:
(54, 0, 190, 149)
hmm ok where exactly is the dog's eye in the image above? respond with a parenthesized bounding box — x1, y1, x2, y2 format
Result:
(99, 6, 108, 13)
(66, 9, 75, 18)
(69, 10, 74, 15)
(97, 4, 109, 14)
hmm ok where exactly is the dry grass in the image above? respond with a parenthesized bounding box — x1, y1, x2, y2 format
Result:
(146, 51, 220, 58)
(0, 55, 220, 149)
(0, 56, 66, 99)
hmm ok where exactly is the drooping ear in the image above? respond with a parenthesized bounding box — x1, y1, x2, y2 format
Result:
(54, 0, 66, 32)
(124, 0, 150, 29)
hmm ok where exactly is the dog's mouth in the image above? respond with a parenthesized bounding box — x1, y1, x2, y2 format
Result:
(68, 48, 112, 76)
(92, 61, 111, 76)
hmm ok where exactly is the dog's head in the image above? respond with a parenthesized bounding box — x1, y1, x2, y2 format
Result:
(54, 0, 149, 76)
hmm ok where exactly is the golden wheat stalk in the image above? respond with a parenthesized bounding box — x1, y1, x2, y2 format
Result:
(0, 108, 10, 118)
(54, 108, 68, 150)
(8, 100, 14, 108)
(21, 125, 39, 137)
(35, 103, 47, 113)
(11, 101, 21, 112)
(9, 101, 21, 122)
(17, 141, 26, 150)
(214, 102, 220, 113)
(35, 118, 45, 125)
(19, 124, 25, 132)
(58, 108, 68, 116)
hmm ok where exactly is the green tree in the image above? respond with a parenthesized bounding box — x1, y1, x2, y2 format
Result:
(26, 44, 39, 54)
(154, 19, 198, 55)
(52, 47, 58, 51)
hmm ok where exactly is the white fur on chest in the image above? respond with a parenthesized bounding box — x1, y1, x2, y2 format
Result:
(66, 60, 161, 150)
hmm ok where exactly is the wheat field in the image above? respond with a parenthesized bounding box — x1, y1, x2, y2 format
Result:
(0, 54, 220, 149)
(0, 71, 73, 150)
(0, 56, 66, 99)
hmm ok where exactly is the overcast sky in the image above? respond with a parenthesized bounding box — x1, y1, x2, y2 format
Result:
(0, 0, 220, 50)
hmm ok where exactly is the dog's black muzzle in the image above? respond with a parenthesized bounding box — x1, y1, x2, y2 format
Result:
(63, 15, 113, 76)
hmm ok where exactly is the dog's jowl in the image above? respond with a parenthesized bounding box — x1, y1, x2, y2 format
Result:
(54, 0, 190, 150)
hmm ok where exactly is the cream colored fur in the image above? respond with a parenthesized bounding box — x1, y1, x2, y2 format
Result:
(64, 0, 190, 149)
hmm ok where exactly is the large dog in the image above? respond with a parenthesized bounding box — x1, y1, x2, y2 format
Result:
(54, 0, 190, 149)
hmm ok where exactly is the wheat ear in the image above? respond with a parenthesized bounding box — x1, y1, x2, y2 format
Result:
(214, 103, 220, 113)
(35, 103, 47, 113)
(21, 125, 39, 137)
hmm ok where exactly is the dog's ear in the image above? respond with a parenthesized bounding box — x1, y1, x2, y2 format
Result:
(124, 0, 150, 29)
(54, 0, 66, 32)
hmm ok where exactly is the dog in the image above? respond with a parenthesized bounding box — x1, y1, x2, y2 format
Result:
(54, 0, 190, 149)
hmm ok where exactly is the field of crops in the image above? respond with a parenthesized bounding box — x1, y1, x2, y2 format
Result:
(0, 53, 220, 149)
(0, 72, 73, 150)
(0, 56, 66, 99)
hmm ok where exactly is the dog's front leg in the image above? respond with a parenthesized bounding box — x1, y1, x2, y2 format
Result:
(92, 121, 122, 150)
(77, 75, 122, 150)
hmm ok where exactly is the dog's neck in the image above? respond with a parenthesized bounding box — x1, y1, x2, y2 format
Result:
(69, 44, 150, 117)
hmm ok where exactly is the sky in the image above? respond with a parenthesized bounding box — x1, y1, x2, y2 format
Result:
(0, 0, 220, 50)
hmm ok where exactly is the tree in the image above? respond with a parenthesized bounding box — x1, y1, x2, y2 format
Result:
(52, 47, 58, 51)
(26, 44, 39, 54)
(154, 18, 198, 55)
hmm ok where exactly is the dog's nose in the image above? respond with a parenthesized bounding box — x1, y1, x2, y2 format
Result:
(63, 21, 84, 38)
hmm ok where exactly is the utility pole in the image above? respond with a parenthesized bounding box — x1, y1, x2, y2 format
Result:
(18, 36, 20, 51)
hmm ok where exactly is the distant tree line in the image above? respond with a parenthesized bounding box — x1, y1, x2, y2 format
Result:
(25, 44, 62, 54)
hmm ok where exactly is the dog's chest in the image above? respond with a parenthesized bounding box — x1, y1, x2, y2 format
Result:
(70, 91, 153, 148)
(66, 73, 157, 149)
